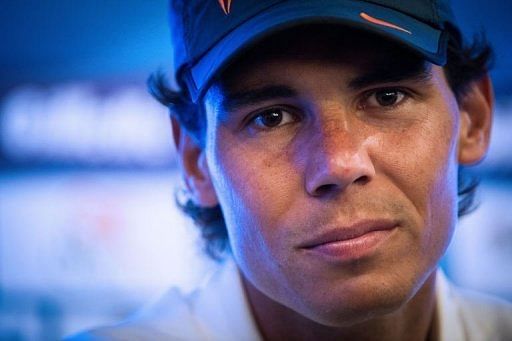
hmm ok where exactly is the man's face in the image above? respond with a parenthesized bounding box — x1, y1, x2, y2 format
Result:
(200, 27, 464, 325)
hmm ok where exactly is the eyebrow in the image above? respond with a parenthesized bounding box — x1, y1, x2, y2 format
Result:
(219, 61, 433, 113)
(348, 61, 433, 90)
(220, 85, 298, 113)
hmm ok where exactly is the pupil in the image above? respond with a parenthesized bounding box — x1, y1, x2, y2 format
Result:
(262, 110, 282, 127)
(376, 90, 398, 106)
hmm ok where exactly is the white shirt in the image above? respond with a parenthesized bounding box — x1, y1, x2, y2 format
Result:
(69, 258, 512, 340)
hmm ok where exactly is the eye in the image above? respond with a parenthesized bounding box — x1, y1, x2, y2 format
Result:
(364, 88, 406, 108)
(250, 108, 296, 129)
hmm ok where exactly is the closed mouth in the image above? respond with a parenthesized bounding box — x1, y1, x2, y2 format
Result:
(300, 219, 398, 249)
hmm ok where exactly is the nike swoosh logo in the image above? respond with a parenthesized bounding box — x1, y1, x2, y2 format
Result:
(218, 0, 233, 15)
(360, 12, 412, 34)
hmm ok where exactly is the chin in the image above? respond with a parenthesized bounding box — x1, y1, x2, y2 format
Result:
(292, 270, 426, 327)
(305, 290, 411, 327)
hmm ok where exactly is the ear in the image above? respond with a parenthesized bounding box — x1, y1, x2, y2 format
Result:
(457, 74, 494, 165)
(171, 117, 219, 207)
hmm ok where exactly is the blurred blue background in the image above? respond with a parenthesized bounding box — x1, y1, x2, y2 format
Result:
(0, 1, 511, 339)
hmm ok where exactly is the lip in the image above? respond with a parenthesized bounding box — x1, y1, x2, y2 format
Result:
(299, 220, 398, 262)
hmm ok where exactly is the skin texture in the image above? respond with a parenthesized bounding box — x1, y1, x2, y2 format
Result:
(175, 27, 493, 340)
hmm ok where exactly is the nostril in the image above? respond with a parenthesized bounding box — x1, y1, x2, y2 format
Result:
(314, 183, 338, 196)
(312, 175, 370, 197)
(355, 175, 370, 185)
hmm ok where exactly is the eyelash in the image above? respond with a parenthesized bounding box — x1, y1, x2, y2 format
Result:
(245, 107, 299, 131)
(359, 87, 412, 110)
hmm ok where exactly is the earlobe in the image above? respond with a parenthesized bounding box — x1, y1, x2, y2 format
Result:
(171, 117, 219, 207)
(457, 74, 494, 165)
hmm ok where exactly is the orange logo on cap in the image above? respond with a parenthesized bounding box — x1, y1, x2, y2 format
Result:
(217, 0, 232, 15)
(360, 12, 412, 34)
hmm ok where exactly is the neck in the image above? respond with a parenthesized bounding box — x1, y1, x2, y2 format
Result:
(242, 272, 439, 341)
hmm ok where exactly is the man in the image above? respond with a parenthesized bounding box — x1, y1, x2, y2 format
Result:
(71, 0, 512, 340)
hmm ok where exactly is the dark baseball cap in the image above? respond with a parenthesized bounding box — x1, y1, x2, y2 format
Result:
(170, 0, 461, 102)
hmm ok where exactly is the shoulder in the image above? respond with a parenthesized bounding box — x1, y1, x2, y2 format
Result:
(66, 258, 261, 341)
(452, 285, 512, 338)
(436, 270, 512, 341)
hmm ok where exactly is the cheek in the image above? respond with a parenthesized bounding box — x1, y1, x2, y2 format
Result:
(381, 99, 460, 257)
(205, 127, 300, 270)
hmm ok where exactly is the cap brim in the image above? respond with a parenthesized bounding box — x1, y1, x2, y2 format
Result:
(184, 0, 447, 102)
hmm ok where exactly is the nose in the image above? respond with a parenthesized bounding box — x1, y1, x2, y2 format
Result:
(304, 124, 376, 197)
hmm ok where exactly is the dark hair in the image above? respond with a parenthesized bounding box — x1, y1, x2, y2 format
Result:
(148, 30, 493, 260)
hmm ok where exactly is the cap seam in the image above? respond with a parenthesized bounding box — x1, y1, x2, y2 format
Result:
(181, 2, 192, 61)
(431, 0, 440, 24)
